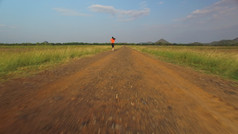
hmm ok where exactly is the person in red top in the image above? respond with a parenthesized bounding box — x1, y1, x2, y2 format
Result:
(111, 37, 116, 51)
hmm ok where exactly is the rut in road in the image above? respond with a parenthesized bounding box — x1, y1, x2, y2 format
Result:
(0, 47, 238, 134)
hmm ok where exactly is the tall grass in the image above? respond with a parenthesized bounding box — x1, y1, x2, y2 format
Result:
(0, 45, 110, 79)
(131, 46, 238, 81)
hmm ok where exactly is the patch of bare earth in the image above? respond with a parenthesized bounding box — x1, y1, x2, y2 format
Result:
(0, 47, 238, 134)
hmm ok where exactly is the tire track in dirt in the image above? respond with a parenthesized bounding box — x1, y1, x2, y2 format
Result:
(0, 46, 238, 134)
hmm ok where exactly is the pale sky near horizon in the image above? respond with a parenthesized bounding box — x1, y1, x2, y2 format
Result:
(0, 0, 238, 43)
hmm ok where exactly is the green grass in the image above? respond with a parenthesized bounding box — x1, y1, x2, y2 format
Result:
(0, 45, 110, 81)
(131, 46, 238, 81)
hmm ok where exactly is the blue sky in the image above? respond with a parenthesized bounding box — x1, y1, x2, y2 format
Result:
(0, 0, 238, 43)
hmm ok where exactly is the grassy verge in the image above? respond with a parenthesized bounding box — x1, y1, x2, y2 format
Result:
(0, 45, 110, 81)
(131, 46, 238, 81)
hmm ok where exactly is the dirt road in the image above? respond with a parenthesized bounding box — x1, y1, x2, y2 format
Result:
(0, 47, 238, 134)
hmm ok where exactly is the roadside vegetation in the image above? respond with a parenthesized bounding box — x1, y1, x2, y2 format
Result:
(0, 45, 110, 81)
(131, 46, 238, 81)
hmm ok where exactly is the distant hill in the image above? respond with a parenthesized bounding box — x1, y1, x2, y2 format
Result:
(210, 37, 238, 46)
(155, 39, 170, 45)
(233, 37, 238, 42)
(136, 37, 238, 46)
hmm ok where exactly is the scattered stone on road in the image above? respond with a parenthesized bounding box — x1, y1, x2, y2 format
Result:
(0, 47, 238, 134)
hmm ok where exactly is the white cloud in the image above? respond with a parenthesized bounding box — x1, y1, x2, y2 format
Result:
(0, 24, 6, 27)
(53, 8, 89, 16)
(0, 24, 15, 29)
(160, 0, 238, 43)
(158, 1, 164, 5)
(177, 0, 238, 32)
(89, 4, 150, 21)
(185, 0, 238, 21)
(140, 1, 148, 8)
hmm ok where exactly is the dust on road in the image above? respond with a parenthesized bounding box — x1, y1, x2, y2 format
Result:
(0, 47, 238, 134)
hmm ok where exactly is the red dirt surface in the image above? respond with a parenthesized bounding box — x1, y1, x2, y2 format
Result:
(0, 47, 238, 134)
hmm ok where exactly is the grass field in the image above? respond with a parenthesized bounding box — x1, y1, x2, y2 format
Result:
(2, 45, 237, 81)
(131, 46, 238, 81)
(0, 45, 111, 81)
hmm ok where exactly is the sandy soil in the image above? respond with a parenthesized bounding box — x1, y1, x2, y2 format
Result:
(0, 46, 238, 134)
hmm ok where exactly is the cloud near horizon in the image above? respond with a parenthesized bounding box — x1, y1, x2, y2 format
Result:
(89, 4, 150, 21)
(53, 8, 89, 16)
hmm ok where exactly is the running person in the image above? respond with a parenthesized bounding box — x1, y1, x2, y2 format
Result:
(111, 37, 116, 51)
